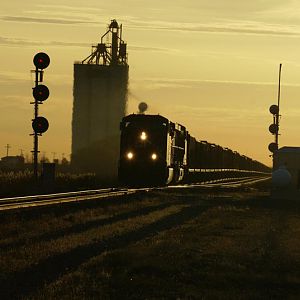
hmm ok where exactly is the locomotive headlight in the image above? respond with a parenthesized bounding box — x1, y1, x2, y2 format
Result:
(140, 131, 147, 141)
(127, 152, 134, 159)
(151, 153, 157, 160)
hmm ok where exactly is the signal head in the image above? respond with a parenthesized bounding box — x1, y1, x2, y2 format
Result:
(32, 85, 49, 102)
(268, 142, 278, 153)
(33, 52, 50, 69)
(269, 123, 278, 134)
(269, 104, 279, 115)
(32, 116, 49, 134)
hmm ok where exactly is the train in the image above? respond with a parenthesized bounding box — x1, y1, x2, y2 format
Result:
(118, 114, 270, 186)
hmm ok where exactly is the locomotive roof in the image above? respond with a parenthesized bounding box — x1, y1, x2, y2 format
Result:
(277, 146, 300, 153)
(122, 114, 169, 123)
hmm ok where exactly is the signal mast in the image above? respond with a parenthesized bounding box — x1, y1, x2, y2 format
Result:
(31, 52, 50, 180)
(268, 64, 282, 156)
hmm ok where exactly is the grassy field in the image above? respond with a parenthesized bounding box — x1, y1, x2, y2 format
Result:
(0, 171, 98, 197)
(1, 184, 300, 299)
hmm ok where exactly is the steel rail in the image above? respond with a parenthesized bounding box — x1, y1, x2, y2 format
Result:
(0, 176, 269, 211)
(0, 188, 138, 211)
(165, 176, 270, 190)
(0, 188, 118, 204)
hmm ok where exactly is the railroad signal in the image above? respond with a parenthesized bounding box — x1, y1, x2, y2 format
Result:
(268, 97, 280, 153)
(31, 52, 50, 180)
(33, 52, 50, 69)
(268, 64, 282, 154)
(269, 107, 279, 153)
(32, 116, 49, 134)
(32, 84, 49, 102)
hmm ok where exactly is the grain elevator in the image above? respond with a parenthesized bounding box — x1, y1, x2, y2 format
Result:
(72, 20, 128, 180)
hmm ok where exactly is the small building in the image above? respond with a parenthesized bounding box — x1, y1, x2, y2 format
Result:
(272, 146, 300, 199)
(0, 156, 25, 170)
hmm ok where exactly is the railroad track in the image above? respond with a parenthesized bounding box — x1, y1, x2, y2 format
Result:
(0, 176, 270, 211)
(0, 188, 143, 211)
(167, 176, 271, 189)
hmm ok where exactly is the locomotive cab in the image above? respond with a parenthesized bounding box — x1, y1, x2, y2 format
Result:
(118, 114, 169, 186)
(118, 114, 188, 186)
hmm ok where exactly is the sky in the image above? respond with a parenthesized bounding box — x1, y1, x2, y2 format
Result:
(1, 0, 300, 166)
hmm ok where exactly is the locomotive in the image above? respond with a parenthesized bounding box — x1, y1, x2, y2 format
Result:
(118, 114, 270, 186)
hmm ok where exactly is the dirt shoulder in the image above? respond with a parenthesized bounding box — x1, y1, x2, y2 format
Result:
(1, 187, 300, 299)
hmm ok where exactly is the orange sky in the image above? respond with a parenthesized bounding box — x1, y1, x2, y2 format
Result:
(1, 0, 300, 165)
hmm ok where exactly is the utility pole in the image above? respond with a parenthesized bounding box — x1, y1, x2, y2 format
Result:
(275, 63, 282, 146)
(5, 144, 11, 157)
(40, 151, 46, 163)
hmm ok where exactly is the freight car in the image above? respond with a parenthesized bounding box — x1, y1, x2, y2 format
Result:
(118, 114, 270, 186)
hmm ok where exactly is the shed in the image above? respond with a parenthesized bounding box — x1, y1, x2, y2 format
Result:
(272, 146, 300, 199)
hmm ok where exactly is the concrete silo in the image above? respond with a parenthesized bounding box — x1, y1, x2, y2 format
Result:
(72, 20, 128, 181)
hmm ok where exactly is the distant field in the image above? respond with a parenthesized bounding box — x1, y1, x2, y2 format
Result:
(1, 184, 300, 299)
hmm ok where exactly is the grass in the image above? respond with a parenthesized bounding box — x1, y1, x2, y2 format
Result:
(1, 185, 300, 299)
(0, 171, 98, 197)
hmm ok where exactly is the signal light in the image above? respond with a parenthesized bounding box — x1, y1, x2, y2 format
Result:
(269, 123, 278, 134)
(33, 52, 50, 69)
(269, 104, 279, 115)
(268, 142, 278, 153)
(32, 85, 49, 102)
(32, 116, 49, 134)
